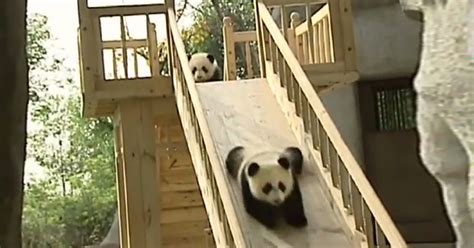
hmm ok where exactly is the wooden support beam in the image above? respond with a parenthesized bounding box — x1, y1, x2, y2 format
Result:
(115, 99, 161, 247)
(113, 113, 130, 247)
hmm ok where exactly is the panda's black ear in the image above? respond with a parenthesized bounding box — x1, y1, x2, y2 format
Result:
(247, 162, 260, 177)
(206, 54, 215, 63)
(187, 54, 192, 61)
(277, 157, 290, 170)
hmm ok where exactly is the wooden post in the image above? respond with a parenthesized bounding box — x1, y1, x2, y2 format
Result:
(115, 99, 161, 247)
(147, 19, 160, 77)
(327, 0, 344, 65)
(113, 113, 130, 248)
(337, 0, 357, 71)
(254, 0, 266, 77)
(305, 2, 315, 63)
(288, 12, 301, 57)
(222, 17, 236, 81)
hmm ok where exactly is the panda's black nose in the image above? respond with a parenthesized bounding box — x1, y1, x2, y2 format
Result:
(273, 199, 282, 204)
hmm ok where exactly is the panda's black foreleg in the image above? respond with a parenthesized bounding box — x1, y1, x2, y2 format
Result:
(210, 67, 222, 81)
(283, 182, 308, 228)
(245, 199, 278, 229)
(241, 176, 277, 228)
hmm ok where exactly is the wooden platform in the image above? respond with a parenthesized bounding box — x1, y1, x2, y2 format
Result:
(196, 79, 351, 247)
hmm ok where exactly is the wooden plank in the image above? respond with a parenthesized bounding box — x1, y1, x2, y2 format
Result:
(196, 79, 351, 247)
(167, 125, 187, 141)
(254, 0, 267, 77)
(161, 207, 208, 224)
(161, 190, 204, 210)
(77, 0, 98, 109)
(158, 150, 192, 171)
(223, 16, 237, 80)
(245, 42, 254, 78)
(102, 39, 148, 49)
(162, 234, 207, 247)
(155, 125, 188, 142)
(305, 2, 315, 63)
(327, 0, 344, 63)
(154, 115, 181, 128)
(94, 77, 173, 100)
(160, 177, 199, 192)
(233, 31, 257, 43)
(162, 220, 210, 240)
(89, 4, 166, 17)
(155, 141, 188, 155)
(118, 99, 160, 248)
(263, 0, 326, 6)
(147, 21, 161, 77)
(161, 166, 195, 177)
(113, 114, 129, 248)
(337, 0, 357, 71)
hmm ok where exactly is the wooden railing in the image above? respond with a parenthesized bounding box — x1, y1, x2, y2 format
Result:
(294, 3, 334, 64)
(255, 1, 407, 247)
(222, 17, 259, 80)
(77, 0, 172, 117)
(78, 1, 167, 82)
(259, 0, 359, 91)
(167, 8, 249, 248)
(222, 15, 302, 81)
(266, 0, 357, 70)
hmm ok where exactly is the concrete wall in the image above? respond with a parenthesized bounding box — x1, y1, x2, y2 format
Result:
(319, 85, 365, 164)
(317, 2, 422, 166)
(353, 3, 422, 80)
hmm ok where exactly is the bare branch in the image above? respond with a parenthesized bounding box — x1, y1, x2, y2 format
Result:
(176, 0, 189, 21)
(210, 0, 224, 24)
(185, 2, 206, 16)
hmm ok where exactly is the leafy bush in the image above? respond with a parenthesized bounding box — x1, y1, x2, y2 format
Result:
(23, 13, 116, 248)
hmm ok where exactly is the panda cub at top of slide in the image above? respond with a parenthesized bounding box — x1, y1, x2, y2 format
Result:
(188, 52, 222, 83)
(225, 146, 308, 229)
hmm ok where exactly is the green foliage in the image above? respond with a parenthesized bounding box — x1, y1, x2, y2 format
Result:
(23, 1, 258, 246)
(27, 13, 51, 69)
(23, 12, 116, 247)
(182, 0, 257, 78)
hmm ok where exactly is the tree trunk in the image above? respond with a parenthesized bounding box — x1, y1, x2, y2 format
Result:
(0, 0, 29, 246)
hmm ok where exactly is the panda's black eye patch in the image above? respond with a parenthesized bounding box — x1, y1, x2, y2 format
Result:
(278, 182, 286, 192)
(262, 183, 272, 195)
(192, 67, 197, 74)
(201, 66, 208, 73)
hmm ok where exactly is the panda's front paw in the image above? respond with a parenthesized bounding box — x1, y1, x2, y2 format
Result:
(260, 218, 277, 229)
(286, 214, 308, 228)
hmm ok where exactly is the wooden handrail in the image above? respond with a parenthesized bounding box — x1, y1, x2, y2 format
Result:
(88, 3, 166, 18)
(222, 16, 259, 81)
(262, 0, 327, 5)
(167, 8, 248, 248)
(257, 2, 407, 246)
(292, 3, 335, 64)
(295, 4, 330, 36)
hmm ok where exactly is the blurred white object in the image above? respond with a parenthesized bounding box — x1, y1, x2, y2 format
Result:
(402, 0, 474, 248)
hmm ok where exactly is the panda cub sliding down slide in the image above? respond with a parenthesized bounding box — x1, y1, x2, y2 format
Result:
(188, 52, 222, 83)
(225, 146, 308, 229)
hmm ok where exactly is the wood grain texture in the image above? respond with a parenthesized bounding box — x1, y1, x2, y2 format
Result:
(196, 79, 351, 247)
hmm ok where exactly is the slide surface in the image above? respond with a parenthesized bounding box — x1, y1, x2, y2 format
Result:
(196, 78, 351, 247)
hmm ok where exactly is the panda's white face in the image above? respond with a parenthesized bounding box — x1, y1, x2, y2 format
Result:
(188, 53, 217, 82)
(245, 155, 295, 206)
